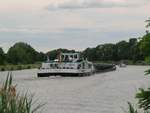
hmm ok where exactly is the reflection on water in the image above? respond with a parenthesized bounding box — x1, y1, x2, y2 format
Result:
(0, 66, 150, 113)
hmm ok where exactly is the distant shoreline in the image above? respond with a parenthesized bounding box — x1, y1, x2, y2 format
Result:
(0, 61, 149, 72)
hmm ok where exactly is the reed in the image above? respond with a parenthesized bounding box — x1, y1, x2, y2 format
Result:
(0, 73, 43, 113)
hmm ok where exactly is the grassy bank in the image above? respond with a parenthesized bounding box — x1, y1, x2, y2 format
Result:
(0, 63, 41, 71)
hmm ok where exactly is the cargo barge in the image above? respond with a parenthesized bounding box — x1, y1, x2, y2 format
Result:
(37, 52, 95, 77)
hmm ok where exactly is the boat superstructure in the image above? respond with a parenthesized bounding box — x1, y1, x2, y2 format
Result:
(37, 52, 95, 77)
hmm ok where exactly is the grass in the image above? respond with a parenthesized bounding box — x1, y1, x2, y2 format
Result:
(0, 73, 43, 113)
(0, 64, 41, 71)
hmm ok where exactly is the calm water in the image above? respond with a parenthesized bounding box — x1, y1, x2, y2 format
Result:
(0, 66, 150, 113)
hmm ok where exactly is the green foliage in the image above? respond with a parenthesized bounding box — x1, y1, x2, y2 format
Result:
(145, 69, 150, 75)
(116, 40, 130, 60)
(96, 44, 117, 61)
(136, 88, 150, 110)
(126, 18, 150, 113)
(127, 68, 150, 113)
(0, 73, 43, 113)
(36, 52, 47, 62)
(7, 42, 46, 64)
(139, 33, 150, 58)
(0, 47, 5, 65)
(146, 18, 150, 28)
(0, 32, 149, 65)
(82, 47, 97, 61)
(129, 38, 142, 62)
(145, 57, 150, 64)
(0, 64, 41, 71)
(7, 42, 38, 64)
(128, 102, 138, 113)
(82, 38, 143, 62)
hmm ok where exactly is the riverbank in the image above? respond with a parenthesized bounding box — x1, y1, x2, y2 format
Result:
(0, 63, 40, 71)
(0, 61, 149, 72)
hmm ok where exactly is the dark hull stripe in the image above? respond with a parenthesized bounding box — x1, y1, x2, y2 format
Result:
(37, 72, 91, 77)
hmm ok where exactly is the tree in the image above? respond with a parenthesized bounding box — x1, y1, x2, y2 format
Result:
(36, 52, 47, 62)
(116, 41, 130, 60)
(95, 44, 116, 61)
(127, 18, 150, 113)
(139, 33, 150, 61)
(0, 47, 5, 65)
(128, 38, 143, 62)
(82, 48, 97, 61)
(7, 42, 39, 64)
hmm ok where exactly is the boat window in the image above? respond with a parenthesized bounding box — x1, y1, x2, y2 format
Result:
(55, 64, 58, 68)
(65, 55, 69, 62)
(74, 54, 77, 59)
(77, 64, 81, 69)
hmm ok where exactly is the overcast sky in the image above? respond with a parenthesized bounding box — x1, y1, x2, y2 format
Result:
(0, 0, 150, 52)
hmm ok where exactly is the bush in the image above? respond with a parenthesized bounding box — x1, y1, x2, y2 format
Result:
(0, 67, 5, 71)
(17, 65, 22, 70)
(0, 73, 43, 113)
(10, 67, 14, 71)
(27, 65, 31, 69)
(145, 57, 150, 64)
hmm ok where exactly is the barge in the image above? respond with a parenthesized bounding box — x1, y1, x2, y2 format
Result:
(37, 52, 95, 77)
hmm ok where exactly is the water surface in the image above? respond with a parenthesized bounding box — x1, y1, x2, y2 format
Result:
(0, 66, 150, 113)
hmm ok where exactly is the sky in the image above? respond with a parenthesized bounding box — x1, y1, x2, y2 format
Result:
(0, 0, 150, 53)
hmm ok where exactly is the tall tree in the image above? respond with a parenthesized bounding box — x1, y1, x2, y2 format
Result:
(128, 38, 142, 61)
(127, 18, 150, 113)
(82, 48, 97, 61)
(7, 42, 39, 64)
(116, 41, 130, 60)
(0, 47, 5, 65)
(95, 44, 116, 61)
(139, 33, 150, 58)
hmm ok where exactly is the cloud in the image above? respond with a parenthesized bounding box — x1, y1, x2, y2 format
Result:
(46, 0, 149, 10)
(0, 27, 62, 34)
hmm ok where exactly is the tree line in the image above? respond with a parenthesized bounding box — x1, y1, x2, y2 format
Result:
(82, 38, 143, 62)
(0, 32, 150, 65)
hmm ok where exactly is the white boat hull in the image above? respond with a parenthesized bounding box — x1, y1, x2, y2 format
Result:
(37, 69, 94, 77)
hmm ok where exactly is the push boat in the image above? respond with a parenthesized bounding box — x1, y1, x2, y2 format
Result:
(37, 52, 95, 77)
